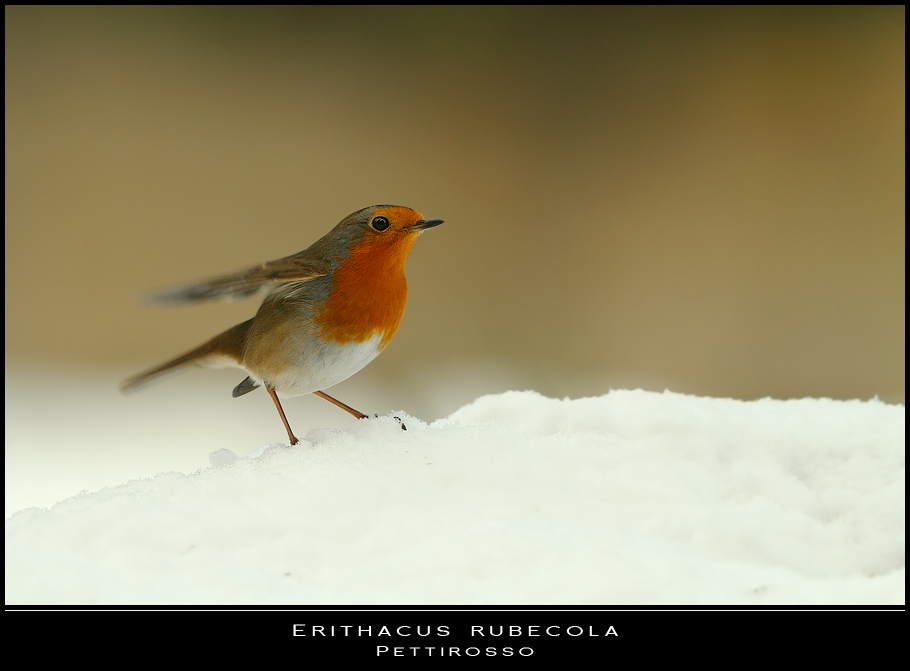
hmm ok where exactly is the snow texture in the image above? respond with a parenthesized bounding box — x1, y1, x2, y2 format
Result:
(5, 389, 904, 605)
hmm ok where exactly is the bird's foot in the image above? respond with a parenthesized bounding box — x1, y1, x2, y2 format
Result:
(367, 413, 407, 431)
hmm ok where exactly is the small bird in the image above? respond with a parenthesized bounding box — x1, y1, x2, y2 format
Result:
(122, 204, 443, 445)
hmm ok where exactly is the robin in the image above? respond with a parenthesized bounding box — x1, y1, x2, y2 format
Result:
(121, 204, 443, 445)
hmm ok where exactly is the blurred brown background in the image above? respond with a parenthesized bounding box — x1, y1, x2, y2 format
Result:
(5, 6, 905, 412)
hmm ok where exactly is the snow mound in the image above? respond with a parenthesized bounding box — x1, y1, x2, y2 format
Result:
(5, 390, 904, 605)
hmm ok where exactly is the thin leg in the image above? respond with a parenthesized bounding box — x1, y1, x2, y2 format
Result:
(267, 385, 299, 445)
(313, 390, 368, 419)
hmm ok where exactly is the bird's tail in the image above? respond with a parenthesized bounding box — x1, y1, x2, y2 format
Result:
(120, 319, 253, 393)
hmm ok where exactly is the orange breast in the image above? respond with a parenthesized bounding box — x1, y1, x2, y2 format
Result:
(314, 221, 418, 349)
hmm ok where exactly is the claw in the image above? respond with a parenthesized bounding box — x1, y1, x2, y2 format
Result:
(365, 412, 406, 430)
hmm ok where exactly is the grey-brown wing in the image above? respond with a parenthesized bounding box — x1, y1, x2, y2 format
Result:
(146, 254, 329, 304)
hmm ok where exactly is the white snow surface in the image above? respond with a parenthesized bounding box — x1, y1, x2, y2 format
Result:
(5, 389, 905, 605)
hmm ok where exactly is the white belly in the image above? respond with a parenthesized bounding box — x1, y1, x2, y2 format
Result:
(258, 332, 385, 397)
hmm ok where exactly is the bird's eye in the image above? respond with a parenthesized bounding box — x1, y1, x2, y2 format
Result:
(371, 216, 390, 231)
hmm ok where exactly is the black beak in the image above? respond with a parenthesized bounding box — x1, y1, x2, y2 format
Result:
(411, 218, 444, 231)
